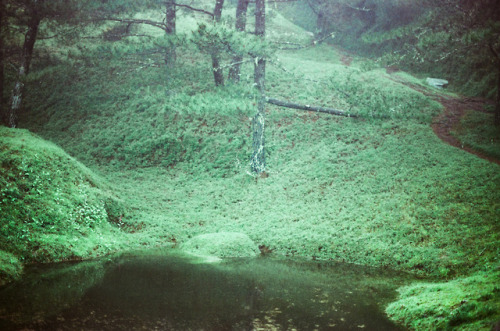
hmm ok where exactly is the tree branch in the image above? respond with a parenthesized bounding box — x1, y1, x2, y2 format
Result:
(266, 97, 356, 117)
(97, 18, 166, 30)
(276, 32, 334, 50)
(489, 43, 500, 60)
(174, 3, 214, 18)
(304, 0, 320, 15)
(344, 3, 372, 11)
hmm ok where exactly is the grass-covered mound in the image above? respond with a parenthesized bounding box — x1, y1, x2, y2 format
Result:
(386, 271, 500, 330)
(180, 232, 259, 259)
(0, 127, 129, 284)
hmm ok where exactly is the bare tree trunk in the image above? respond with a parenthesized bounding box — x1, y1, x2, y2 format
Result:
(228, 0, 249, 83)
(165, 1, 176, 68)
(0, 0, 5, 125)
(211, 0, 225, 87)
(266, 98, 355, 117)
(8, 1, 41, 128)
(495, 62, 500, 127)
(489, 44, 500, 127)
(251, 0, 266, 174)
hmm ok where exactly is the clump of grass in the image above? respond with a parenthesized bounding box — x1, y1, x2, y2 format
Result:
(386, 270, 500, 330)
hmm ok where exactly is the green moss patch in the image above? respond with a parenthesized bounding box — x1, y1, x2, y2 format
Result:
(386, 271, 500, 330)
(180, 232, 259, 260)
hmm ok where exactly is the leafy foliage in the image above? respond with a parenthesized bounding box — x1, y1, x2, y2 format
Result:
(192, 21, 271, 59)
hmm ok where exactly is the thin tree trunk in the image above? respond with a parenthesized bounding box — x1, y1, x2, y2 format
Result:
(165, 1, 176, 68)
(251, 0, 266, 174)
(211, 0, 225, 87)
(495, 62, 500, 126)
(489, 44, 500, 127)
(0, 0, 5, 125)
(228, 0, 249, 83)
(8, 2, 41, 128)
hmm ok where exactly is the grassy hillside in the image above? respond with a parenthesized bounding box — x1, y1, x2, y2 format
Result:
(0, 127, 133, 284)
(2, 3, 500, 330)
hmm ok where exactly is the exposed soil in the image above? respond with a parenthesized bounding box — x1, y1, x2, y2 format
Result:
(388, 75, 500, 165)
(340, 54, 353, 66)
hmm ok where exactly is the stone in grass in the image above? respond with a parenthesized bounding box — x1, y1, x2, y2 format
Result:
(426, 77, 449, 89)
(180, 232, 260, 262)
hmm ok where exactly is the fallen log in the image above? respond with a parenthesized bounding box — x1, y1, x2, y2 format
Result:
(265, 97, 356, 117)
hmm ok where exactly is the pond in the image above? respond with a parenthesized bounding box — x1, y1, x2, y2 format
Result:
(0, 250, 412, 330)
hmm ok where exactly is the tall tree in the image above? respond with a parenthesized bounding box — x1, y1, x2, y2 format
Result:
(165, 1, 176, 67)
(211, 0, 225, 86)
(0, 0, 5, 124)
(490, 44, 500, 126)
(7, 0, 42, 128)
(2, 0, 103, 127)
(251, 0, 266, 174)
(228, 0, 249, 83)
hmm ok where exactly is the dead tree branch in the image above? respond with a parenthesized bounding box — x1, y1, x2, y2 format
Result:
(97, 18, 166, 30)
(266, 97, 356, 117)
(174, 4, 214, 18)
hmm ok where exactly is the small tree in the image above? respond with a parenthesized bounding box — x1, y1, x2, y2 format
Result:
(251, 0, 266, 174)
(228, 0, 250, 83)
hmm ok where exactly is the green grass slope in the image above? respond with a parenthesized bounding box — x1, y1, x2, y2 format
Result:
(5, 5, 500, 330)
(0, 127, 131, 284)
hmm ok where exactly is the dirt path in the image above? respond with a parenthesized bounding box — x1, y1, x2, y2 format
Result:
(389, 75, 500, 165)
(430, 95, 500, 165)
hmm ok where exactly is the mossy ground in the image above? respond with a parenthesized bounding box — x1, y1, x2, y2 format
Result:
(452, 108, 500, 161)
(1, 4, 499, 330)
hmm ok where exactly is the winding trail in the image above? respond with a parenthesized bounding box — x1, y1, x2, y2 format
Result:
(389, 74, 500, 165)
(431, 95, 499, 165)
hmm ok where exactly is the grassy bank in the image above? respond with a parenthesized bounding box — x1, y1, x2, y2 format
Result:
(0, 127, 134, 284)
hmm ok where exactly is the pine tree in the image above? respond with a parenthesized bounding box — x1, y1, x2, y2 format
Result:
(0, 0, 5, 124)
(211, 0, 225, 87)
(6, 0, 42, 128)
(251, 0, 266, 174)
(228, 0, 250, 83)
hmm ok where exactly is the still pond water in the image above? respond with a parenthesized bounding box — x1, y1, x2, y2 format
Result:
(0, 250, 412, 330)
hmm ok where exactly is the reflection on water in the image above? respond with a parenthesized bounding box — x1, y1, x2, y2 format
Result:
(0, 250, 410, 330)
